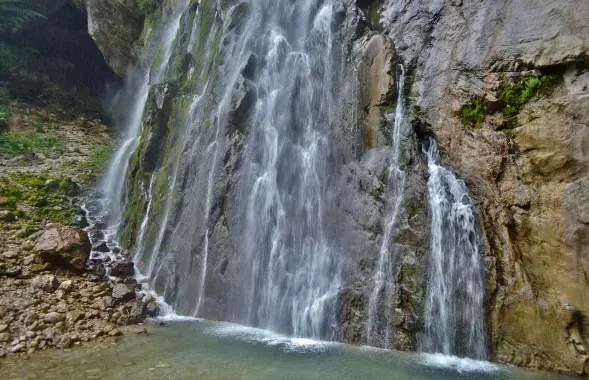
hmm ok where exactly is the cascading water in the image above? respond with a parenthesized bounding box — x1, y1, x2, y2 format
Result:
(366, 65, 407, 348)
(110, 0, 347, 340)
(231, 1, 342, 339)
(98, 0, 190, 243)
(423, 138, 487, 359)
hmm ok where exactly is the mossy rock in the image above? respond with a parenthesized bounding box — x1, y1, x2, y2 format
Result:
(30, 262, 50, 273)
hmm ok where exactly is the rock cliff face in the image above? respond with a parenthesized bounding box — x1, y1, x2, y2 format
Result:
(87, 0, 589, 375)
(374, 0, 589, 374)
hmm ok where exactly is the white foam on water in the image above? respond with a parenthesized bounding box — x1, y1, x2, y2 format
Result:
(205, 322, 339, 353)
(138, 287, 200, 322)
(420, 353, 502, 373)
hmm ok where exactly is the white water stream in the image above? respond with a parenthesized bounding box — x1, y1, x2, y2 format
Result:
(424, 138, 487, 359)
(366, 65, 407, 348)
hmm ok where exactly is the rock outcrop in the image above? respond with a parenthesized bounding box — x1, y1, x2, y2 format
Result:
(86, 0, 145, 76)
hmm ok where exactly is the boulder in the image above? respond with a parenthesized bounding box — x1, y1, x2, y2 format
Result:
(34, 225, 91, 273)
(146, 301, 159, 317)
(123, 300, 147, 324)
(92, 241, 109, 253)
(2, 250, 18, 259)
(23, 254, 35, 266)
(66, 309, 85, 323)
(111, 284, 135, 302)
(58, 279, 74, 293)
(91, 263, 107, 278)
(0, 333, 10, 343)
(11, 343, 25, 353)
(102, 296, 115, 309)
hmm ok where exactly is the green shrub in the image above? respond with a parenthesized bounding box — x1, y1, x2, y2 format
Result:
(499, 76, 556, 117)
(459, 75, 559, 129)
(0, 85, 10, 128)
(0, 112, 8, 128)
(459, 98, 485, 129)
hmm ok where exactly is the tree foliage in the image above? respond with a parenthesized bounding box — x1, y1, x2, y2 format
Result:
(0, 0, 45, 32)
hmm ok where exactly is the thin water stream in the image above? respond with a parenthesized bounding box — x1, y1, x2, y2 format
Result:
(366, 65, 407, 348)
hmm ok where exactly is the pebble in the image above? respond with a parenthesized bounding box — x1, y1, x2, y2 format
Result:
(2, 250, 18, 259)
(44, 312, 65, 324)
(11, 343, 25, 353)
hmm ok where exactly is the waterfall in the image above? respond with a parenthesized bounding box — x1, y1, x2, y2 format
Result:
(95, 0, 348, 340)
(366, 65, 407, 348)
(232, 0, 342, 339)
(423, 138, 487, 359)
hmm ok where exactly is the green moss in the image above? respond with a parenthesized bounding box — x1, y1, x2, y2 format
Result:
(502, 128, 515, 137)
(38, 205, 77, 225)
(459, 98, 485, 129)
(150, 43, 166, 74)
(0, 174, 80, 224)
(400, 142, 409, 171)
(0, 183, 22, 209)
(412, 104, 426, 118)
(136, 0, 161, 23)
(81, 147, 113, 179)
(379, 104, 395, 114)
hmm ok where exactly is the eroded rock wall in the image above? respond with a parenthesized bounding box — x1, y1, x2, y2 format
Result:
(378, 0, 589, 374)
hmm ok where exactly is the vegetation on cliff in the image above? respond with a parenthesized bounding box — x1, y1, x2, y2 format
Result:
(459, 75, 559, 130)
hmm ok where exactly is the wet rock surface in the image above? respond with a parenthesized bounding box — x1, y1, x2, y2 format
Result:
(78, 0, 589, 375)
